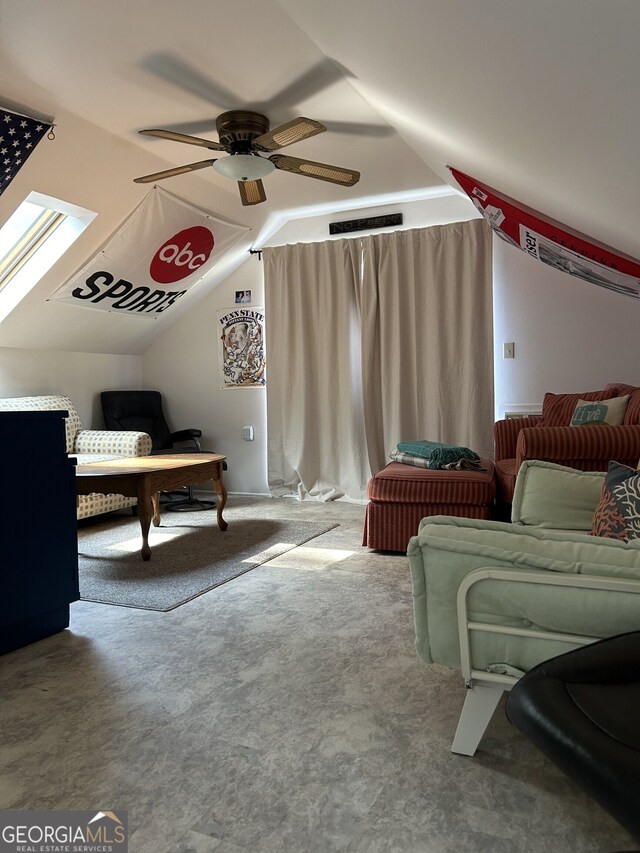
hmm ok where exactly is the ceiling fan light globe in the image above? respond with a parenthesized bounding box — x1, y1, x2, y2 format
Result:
(213, 154, 275, 182)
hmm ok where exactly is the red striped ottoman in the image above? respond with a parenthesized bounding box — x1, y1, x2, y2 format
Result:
(363, 460, 496, 552)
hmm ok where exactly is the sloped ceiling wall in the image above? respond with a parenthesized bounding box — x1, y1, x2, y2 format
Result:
(0, 0, 638, 357)
(279, 0, 640, 263)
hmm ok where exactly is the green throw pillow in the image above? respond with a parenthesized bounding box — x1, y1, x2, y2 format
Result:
(512, 460, 605, 530)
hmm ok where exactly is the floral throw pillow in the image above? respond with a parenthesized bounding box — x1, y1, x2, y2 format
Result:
(591, 461, 640, 541)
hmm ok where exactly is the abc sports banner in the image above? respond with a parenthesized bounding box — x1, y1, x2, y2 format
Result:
(49, 187, 250, 317)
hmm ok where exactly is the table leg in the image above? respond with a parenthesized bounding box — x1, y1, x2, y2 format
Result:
(136, 490, 153, 561)
(214, 467, 228, 531)
(152, 492, 161, 527)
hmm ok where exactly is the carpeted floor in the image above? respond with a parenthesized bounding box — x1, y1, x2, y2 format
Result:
(77, 509, 337, 611)
(3, 496, 635, 851)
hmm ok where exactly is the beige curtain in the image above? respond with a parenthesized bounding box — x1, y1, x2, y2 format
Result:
(263, 238, 369, 500)
(263, 219, 493, 501)
(360, 220, 494, 475)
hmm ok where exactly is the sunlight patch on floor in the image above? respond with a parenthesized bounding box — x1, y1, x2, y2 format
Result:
(109, 530, 184, 552)
(243, 544, 355, 569)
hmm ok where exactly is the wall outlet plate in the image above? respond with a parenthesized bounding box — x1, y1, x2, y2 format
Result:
(242, 425, 254, 441)
(503, 342, 515, 359)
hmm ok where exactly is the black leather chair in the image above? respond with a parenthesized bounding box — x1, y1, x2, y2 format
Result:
(505, 632, 640, 848)
(100, 389, 219, 511)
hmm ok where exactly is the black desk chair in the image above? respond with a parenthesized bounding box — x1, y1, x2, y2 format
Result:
(101, 389, 220, 511)
(506, 632, 640, 849)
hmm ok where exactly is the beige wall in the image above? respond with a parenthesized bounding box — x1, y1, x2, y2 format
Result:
(493, 236, 640, 418)
(142, 260, 268, 494)
(0, 347, 142, 427)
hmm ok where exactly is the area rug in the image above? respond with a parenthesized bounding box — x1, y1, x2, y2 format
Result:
(77, 512, 338, 611)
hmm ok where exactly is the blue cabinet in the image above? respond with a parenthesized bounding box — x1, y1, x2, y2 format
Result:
(0, 410, 79, 654)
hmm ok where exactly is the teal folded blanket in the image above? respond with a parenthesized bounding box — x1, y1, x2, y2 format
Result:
(396, 440, 479, 470)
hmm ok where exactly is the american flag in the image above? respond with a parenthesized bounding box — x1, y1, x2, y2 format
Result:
(0, 108, 51, 195)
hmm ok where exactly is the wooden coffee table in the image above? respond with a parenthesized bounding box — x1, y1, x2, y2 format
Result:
(75, 453, 227, 561)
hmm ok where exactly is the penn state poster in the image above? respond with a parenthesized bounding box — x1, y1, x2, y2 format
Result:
(217, 306, 265, 389)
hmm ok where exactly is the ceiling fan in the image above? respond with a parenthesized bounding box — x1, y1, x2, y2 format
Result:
(133, 109, 360, 206)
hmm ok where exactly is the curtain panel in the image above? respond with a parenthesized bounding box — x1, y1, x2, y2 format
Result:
(263, 219, 493, 502)
(360, 220, 494, 476)
(263, 238, 369, 500)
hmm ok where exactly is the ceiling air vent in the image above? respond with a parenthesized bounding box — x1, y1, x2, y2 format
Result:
(329, 213, 403, 236)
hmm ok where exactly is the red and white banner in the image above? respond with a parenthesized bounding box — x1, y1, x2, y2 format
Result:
(50, 187, 250, 317)
(450, 167, 640, 299)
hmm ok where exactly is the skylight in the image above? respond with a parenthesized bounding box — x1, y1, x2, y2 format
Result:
(0, 191, 96, 324)
(0, 202, 66, 289)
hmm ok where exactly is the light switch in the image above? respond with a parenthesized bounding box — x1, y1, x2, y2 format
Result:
(242, 425, 254, 441)
(503, 342, 515, 359)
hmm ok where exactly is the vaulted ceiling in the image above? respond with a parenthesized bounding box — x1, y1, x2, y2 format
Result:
(1, 0, 638, 353)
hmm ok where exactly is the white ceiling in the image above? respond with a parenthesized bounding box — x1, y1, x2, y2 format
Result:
(1, 0, 639, 353)
(0, 0, 440, 210)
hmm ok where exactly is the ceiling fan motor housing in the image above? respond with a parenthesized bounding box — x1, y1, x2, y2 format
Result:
(216, 110, 270, 153)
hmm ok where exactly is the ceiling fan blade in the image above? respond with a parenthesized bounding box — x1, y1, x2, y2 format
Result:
(133, 159, 217, 184)
(253, 117, 326, 152)
(144, 118, 219, 136)
(238, 180, 267, 206)
(139, 129, 226, 151)
(270, 154, 360, 186)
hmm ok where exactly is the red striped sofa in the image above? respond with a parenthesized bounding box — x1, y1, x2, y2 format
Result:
(363, 459, 496, 552)
(494, 383, 640, 504)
